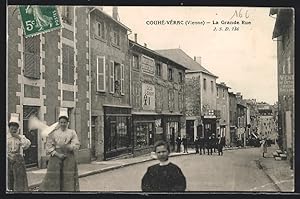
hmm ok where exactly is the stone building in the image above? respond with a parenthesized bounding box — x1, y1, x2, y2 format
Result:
(129, 39, 187, 153)
(270, 8, 294, 168)
(216, 82, 230, 145)
(156, 50, 219, 143)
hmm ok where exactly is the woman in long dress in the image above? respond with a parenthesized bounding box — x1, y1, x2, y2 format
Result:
(7, 114, 31, 191)
(39, 112, 80, 191)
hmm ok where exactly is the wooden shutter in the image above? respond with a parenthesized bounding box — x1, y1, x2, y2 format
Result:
(24, 36, 40, 79)
(110, 61, 114, 93)
(121, 64, 124, 95)
(97, 56, 105, 92)
(69, 47, 75, 84)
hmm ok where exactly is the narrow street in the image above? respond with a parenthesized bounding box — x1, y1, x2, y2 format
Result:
(79, 148, 278, 192)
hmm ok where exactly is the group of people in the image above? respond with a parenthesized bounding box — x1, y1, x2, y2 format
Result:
(194, 134, 226, 156)
(7, 110, 80, 192)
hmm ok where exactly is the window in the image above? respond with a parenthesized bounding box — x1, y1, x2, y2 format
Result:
(132, 54, 139, 70)
(62, 44, 74, 84)
(156, 63, 161, 77)
(179, 72, 183, 83)
(24, 36, 40, 79)
(211, 81, 214, 92)
(203, 78, 206, 90)
(217, 87, 219, 97)
(223, 89, 225, 98)
(110, 61, 124, 95)
(97, 56, 105, 92)
(168, 67, 173, 81)
(62, 6, 72, 25)
(168, 89, 175, 111)
(112, 27, 120, 46)
(133, 82, 141, 108)
(107, 116, 130, 151)
(135, 122, 154, 148)
(96, 21, 105, 39)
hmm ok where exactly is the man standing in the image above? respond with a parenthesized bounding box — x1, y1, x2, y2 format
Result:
(141, 140, 186, 192)
(175, 136, 182, 153)
(199, 136, 205, 155)
(182, 135, 188, 153)
(194, 136, 199, 154)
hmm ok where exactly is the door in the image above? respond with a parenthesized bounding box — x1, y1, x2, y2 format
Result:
(23, 106, 39, 168)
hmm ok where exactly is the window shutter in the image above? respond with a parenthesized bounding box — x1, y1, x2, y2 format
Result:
(162, 63, 168, 80)
(69, 48, 74, 84)
(121, 64, 124, 95)
(110, 61, 114, 93)
(97, 56, 105, 92)
(24, 36, 40, 79)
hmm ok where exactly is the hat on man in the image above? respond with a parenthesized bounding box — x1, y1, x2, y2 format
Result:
(9, 113, 20, 127)
(58, 107, 69, 121)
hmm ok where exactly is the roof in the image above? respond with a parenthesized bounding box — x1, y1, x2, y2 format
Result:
(129, 40, 188, 70)
(216, 82, 231, 89)
(155, 49, 218, 78)
(91, 8, 131, 31)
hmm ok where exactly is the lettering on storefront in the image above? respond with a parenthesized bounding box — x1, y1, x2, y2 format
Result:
(141, 55, 155, 76)
(142, 83, 155, 110)
(279, 75, 294, 95)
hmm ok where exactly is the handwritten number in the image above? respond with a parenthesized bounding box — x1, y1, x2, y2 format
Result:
(230, 8, 249, 20)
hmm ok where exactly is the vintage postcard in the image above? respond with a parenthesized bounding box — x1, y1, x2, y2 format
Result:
(6, 5, 295, 193)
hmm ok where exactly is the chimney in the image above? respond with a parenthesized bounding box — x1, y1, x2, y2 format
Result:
(112, 6, 119, 21)
(134, 33, 137, 42)
(144, 43, 147, 48)
(194, 56, 202, 65)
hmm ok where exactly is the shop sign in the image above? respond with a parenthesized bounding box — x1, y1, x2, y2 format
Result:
(142, 83, 155, 110)
(141, 55, 155, 76)
(279, 74, 294, 95)
(19, 5, 61, 38)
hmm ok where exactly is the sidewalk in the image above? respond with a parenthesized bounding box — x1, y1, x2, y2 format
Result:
(257, 144, 294, 192)
(27, 148, 196, 190)
(27, 146, 249, 190)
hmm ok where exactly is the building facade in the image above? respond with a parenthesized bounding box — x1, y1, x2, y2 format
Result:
(7, 6, 91, 168)
(89, 8, 132, 160)
(257, 103, 277, 141)
(216, 82, 230, 145)
(156, 49, 218, 144)
(130, 41, 187, 154)
(228, 92, 237, 146)
(271, 8, 294, 168)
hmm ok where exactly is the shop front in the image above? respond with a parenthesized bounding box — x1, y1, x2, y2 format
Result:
(163, 114, 183, 152)
(132, 113, 163, 156)
(103, 106, 132, 160)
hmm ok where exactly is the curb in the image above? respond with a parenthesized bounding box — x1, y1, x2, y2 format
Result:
(256, 159, 282, 192)
(28, 147, 252, 190)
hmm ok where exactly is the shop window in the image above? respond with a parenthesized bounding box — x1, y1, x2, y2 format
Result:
(24, 36, 40, 79)
(135, 122, 154, 148)
(108, 116, 130, 151)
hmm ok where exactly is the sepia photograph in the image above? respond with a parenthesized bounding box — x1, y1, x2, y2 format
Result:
(6, 5, 295, 193)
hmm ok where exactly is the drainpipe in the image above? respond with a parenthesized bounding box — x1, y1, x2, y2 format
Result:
(88, 7, 96, 149)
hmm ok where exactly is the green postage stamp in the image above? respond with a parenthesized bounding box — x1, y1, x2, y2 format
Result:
(19, 5, 61, 38)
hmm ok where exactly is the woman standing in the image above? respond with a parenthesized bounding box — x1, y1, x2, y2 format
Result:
(260, 138, 268, 158)
(7, 113, 31, 191)
(39, 110, 80, 191)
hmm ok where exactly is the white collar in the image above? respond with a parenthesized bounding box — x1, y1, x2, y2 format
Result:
(159, 160, 170, 166)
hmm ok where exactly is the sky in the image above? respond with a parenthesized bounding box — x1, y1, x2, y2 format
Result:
(103, 6, 278, 105)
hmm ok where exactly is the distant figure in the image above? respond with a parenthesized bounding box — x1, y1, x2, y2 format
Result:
(260, 138, 268, 158)
(217, 135, 225, 156)
(176, 136, 182, 153)
(212, 134, 218, 153)
(207, 136, 213, 155)
(194, 136, 199, 154)
(182, 135, 188, 153)
(199, 136, 205, 155)
(141, 140, 186, 192)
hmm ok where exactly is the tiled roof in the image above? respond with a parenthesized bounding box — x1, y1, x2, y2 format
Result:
(155, 48, 217, 77)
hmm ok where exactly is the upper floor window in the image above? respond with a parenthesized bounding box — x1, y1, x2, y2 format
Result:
(203, 78, 206, 90)
(112, 27, 120, 46)
(97, 56, 106, 92)
(156, 63, 161, 77)
(168, 67, 173, 81)
(24, 36, 40, 79)
(178, 72, 183, 83)
(62, 6, 72, 25)
(96, 21, 105, 39)
(223, 89, 225, 98)
(110, 61, 124, 95)
(62, 44, 75, 84)
(132, 54, 139, 70)
(217, 87, 219, 97)
(211, 81, 214, 92)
